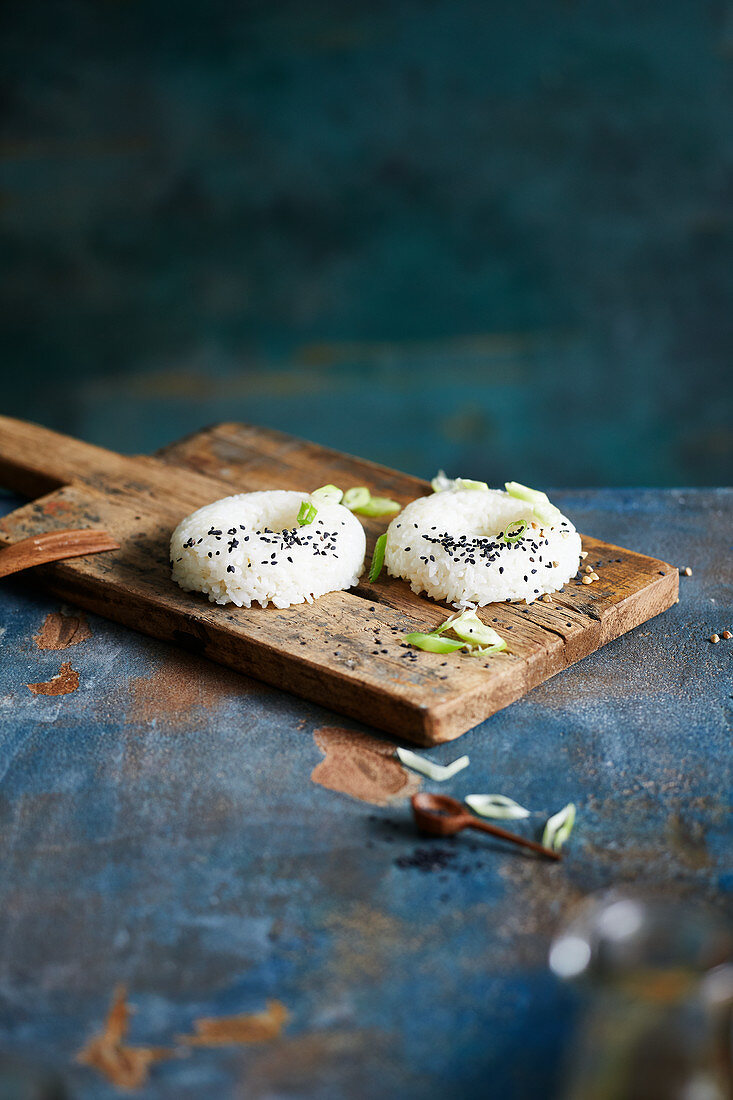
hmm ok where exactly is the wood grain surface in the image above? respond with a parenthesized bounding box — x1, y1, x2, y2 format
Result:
(0, 416, 678, 743)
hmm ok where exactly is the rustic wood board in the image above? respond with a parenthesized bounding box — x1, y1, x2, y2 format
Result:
(0, 416, 678, 744)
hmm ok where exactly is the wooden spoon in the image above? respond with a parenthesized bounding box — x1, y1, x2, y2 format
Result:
(0, 529, 120, 579)
(411, 792, 561, 861)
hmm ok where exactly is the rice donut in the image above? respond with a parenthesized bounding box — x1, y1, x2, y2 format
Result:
(170, 491, 366, 608)
(384, 486, 581, 607)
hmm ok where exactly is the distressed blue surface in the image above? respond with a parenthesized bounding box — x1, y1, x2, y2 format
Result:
(0, 487, 730, 1097)
(1, 0, 732, 486)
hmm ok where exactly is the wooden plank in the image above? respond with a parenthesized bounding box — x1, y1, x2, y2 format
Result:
(0, 417, 679, 743)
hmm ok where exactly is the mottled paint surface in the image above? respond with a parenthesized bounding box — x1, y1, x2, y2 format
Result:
(1, 1, 732, 486)
(0, 486, 730, 1098)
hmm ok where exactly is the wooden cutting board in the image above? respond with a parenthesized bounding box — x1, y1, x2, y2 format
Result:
(0, 417, 678, 744)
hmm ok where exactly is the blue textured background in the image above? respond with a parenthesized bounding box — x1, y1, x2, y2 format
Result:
(1, 0, 732, 484)
(0, 486, 731, 1097)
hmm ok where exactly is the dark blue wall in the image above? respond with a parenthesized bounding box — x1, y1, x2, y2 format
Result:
(2, 0, 731, 485)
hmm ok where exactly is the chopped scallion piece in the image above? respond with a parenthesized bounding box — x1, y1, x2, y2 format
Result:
(542, 802, 576, 852)
(343, 486, 370, 511)
(351, 496, 400, 517)
(297, 501, 317, 526)
(403, 632, 466, 654)
(396, 747, 470, 781)
(431, 471, 489, 493)
(505, 481, 563, 526)
(503, 520, 527, 544)
(465, 642, 507, 657)
(434, 609, 506, 650)
(311, 484, 343, 505)
(342, 487, 400, 516)
(465, 794, 531, 820)
(431, 470, 452, 492)
(456, 478, 489, 491)
(369, 533, 387, 583)
(505, 480, 549, 506)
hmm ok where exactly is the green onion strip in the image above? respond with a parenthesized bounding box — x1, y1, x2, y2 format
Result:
(404, 609, 507, 658)
(542, 803, 577, 851)
(297, 501, 318, 526)
(503, 520, 527, 544)
(403, 632, 466, 654)
(368, 533, 388, 583)
(311, 484, 343, 506)
(342, 486, 370, 511)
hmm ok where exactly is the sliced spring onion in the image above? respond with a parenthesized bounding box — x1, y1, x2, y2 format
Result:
(311, 484, 343, 506)
(396, 747, 470, 781)
(369, 533, 387, 583)
(542, 802, 576, 852)
(403, 632, 466, 654)
(342, 487, 400, 516)
(505, 480, 549, 506)
(431, 471, 489, 493)
(297, 501, 317, 526)
(465, 643, 507, 657)
(503, 520, 528, 544)
(342, 486, 370, 511)
(434, 609, 507, 650)
(465, 794, 532, 820)
(505, 481, 563, 527)
(431, 470, 452, 492)
(351, 496, 400, 517)
(456, 478, 489, 491)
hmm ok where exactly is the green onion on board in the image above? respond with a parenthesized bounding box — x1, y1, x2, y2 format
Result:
(311, 484, 343, 505)
(342, 486, 370, 510)
(353, 496, 400, 517)
(464, 642, 508, 657)
(403, 631, 466, 654)
(435, 609, 507, 650)
(404, 609, 507, 658)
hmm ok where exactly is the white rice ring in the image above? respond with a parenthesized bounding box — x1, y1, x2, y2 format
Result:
(384, 488, 581, 607)
(170, 490, 366, 609)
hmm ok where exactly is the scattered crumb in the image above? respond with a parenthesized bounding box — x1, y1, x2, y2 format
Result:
(722, 630, 732, 641)
(582, 576, 593, 586)
(681, 566, 692, 577)
(580, 551, 588, 559)
(27, 661, 79, 695)
(710, 634, 720, 644)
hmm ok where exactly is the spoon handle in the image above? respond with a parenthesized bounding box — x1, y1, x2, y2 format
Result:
(0, 530, 120, 579)
(466, 817, 561, 861)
